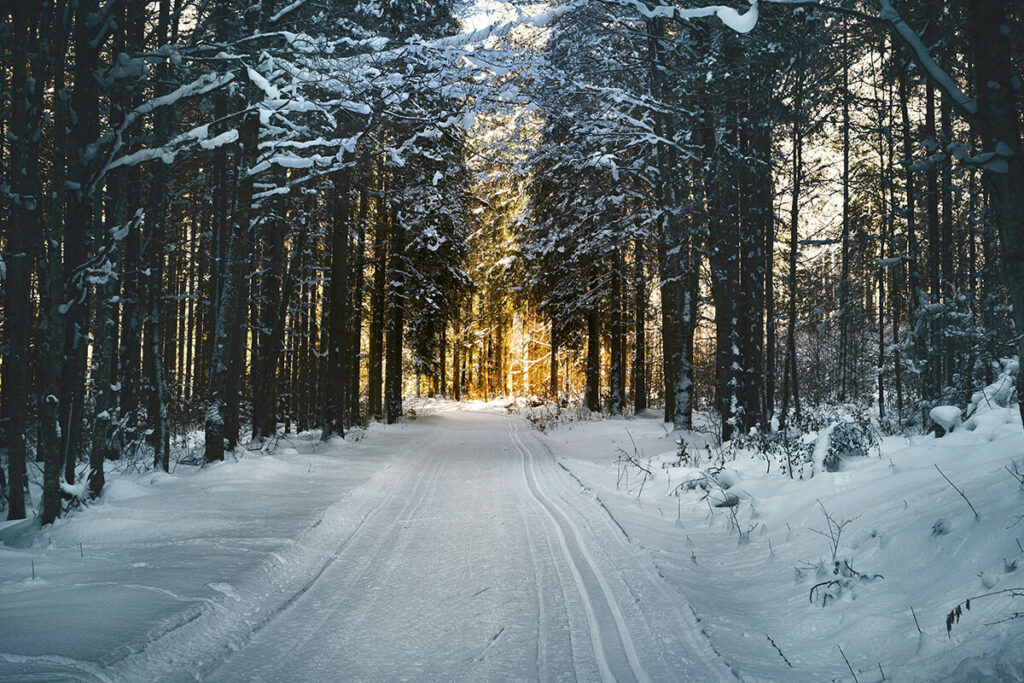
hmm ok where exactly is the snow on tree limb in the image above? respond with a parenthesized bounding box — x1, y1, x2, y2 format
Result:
(269, 0, 310, 24)
(872, 0, 977, 116)
(601, 0, 976, 117)
(603, 0, 759, 33)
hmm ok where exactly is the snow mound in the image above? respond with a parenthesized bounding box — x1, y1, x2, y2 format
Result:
(930, 405, 962, 435)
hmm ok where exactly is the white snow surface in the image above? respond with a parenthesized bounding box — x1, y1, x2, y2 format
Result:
(2, 399, 1023, 681)
(0, 407, 730, 682)
(535, 403, 1024, 682)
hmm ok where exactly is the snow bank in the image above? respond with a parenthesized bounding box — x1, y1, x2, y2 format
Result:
(538, 401, 1024, 681)
(0, 434, 395, 680)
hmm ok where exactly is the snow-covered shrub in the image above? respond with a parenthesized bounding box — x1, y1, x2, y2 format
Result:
(928, 405, 962, 436)
(727, 429, 814, 479)
(666, 437, 698, 468)
(967, 359, 1019, 416)
(808, 556, 884, 607)
(822, 414, 879, 472)
(523, 401, 594, 431)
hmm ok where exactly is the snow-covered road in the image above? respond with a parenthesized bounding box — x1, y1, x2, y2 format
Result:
(208, 410, 732, 682)
(0, 407, 735, 682)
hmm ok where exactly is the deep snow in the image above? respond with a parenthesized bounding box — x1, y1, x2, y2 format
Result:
(533, 400, 1024, 682)
(1, 398, 1022, 682)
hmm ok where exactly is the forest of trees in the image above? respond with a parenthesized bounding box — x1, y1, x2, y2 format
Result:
(2, 0, 1022, 523)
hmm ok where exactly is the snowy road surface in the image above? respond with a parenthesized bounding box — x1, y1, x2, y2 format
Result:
(0, 407, 734, 682)
(208, 412, 731, 682)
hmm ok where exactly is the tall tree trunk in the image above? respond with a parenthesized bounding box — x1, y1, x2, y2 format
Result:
(925, 82, 941, 402)
(765, 183, 776, 424)
(205, 61, 260, 462)
(453, 320, 463, 400)
(252, 177, 287, 440)
(62, 0, 106, 486)
(967, 0, 1024, 428)
(349, 183, 368, 424)
(609, 250, 625, 415)
(940, 95, 955, 395)
(140, 0, 173, 474)
(839, 24, 851, 403)
(38, 0, 71, 523)
(585, 306, 601, 412)
(549, 321, 559, 400)
(3, 2, 39, 519)
(439, 326, 447, 397)
(384, 206, 405, 424)
(368, 189, 388, 420)
(898, 62, 923, 423)
(782, 65, 803, 427)
(647, 16, 686, 428)
(325, 166, 352, 437)
(632, 236, 647, 412)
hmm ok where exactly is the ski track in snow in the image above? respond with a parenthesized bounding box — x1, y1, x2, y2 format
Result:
(512, 418, 648, 683)
(1, 409, 735, 682)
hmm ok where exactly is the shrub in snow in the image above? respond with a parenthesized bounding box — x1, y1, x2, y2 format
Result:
(729, 406, 878, 478)
(822, 416, 879, 472)
(711, 490, 740, 508)
(668, 437, 696, 468)
(808, 555, 884, 607)
(965, 360, 1019, 427)
(929, 405, 962, 437)
(726, 429, 813, 478)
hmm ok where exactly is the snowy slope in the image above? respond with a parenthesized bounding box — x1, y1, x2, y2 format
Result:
(0, 431, 402, 681)
(538, 403, 1024, 682)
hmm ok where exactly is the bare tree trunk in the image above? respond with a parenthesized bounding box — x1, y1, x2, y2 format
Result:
(63, 0, 106, 487)
(609, 250, 625, 415)
(325, 166, 352, 437)
(898, 63, 923, 423)
(839, 24, 851, 403)
(632, 236, 647, 412)
(925, 82, 941, 402)
(585, 306, 601, 412)
(252, 175, 288, 440)
(967, 0, 1024, 428)
(384, 206, 405, 424)
(349, 183, 368, 424)
(647, 16, 686, 428)
(3, 2, 39, 519)
(140, 0, 173, 473)
(940, 95, 955, 395)
(205, 57, 259, 462)
(453, 320, 463, 400)
(439, 326, 447, 397)
(782, 65, 803, 428)
(368, 186, 388, 420)
(38, 0, 71, 523)
(549, 321, 559, 401)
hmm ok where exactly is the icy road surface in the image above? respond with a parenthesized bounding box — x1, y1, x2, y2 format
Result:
(0, 407, 734, 682)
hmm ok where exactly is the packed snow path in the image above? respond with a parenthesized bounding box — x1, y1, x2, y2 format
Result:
(208, 411, 732, 682)
(0, 407, 734, 682)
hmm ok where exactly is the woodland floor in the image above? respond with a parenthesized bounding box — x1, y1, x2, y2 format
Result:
(1, 401, 1023, 682)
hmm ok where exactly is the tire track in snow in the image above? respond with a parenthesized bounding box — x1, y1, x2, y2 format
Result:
(510, 420, 651, 683)
(509, 430, 553, 680)
(525, 427, 741, 682)
(104, 434, 433, 682)
(203, 441, 449, 680)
